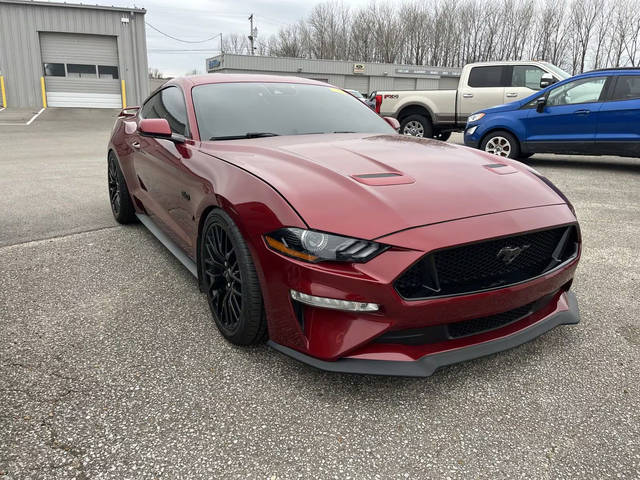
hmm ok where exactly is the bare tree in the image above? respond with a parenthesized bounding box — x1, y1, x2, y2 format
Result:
(254, 0, 640, 71)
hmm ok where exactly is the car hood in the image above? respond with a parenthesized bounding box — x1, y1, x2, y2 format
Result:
(199, 134, 565, 240)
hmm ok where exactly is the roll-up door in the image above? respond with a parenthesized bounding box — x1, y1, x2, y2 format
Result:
(40, 32, 121, 108)
(393, 77, 416, 90)
(344, 76, 369, 95)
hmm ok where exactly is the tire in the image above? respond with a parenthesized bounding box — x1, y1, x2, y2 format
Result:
(433, 131, 452, 142)
(480, 130, 521, 159)
(107, 151, 137, 224)
(200, 210, 267, 346)
(400, 114, 433, 138)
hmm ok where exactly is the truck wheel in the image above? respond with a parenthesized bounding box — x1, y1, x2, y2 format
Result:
(434, 131, 451, 142)
(400, 114, 433, 138)
(481, 131, 521, 159)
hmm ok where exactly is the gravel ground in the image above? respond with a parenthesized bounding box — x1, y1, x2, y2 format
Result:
(0, 112, 638, 479)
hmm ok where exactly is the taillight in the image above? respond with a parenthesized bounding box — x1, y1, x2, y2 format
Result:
(375, 94, 382, 114)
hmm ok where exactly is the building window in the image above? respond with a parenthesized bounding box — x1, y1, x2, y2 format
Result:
(67, 64, 97, 78)
(43, 63, 65, 77)
(98, 65, 119, 80)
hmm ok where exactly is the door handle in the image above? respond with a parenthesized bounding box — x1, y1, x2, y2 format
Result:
(575, 109, 591, 115)
(131, 141, 141, 149)
(462, 93, 474, 98)
(506, 92, 518, 98)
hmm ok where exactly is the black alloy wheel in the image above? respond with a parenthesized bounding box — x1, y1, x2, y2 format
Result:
(200, 210, 266, 345)
(202, 222, 243, 335)
(107, 152, 136, 224)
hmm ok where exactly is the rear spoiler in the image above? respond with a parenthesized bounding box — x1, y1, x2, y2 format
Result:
(118, 106, 140, 118)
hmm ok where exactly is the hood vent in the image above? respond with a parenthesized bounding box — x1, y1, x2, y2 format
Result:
(351, 172, 415, 186)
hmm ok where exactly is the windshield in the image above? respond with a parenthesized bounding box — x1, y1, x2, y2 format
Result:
(192, 82, 394, 140)
(541, 62, 571, 80)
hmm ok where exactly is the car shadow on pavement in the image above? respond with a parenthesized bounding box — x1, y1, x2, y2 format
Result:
(526, 157, 640, 174)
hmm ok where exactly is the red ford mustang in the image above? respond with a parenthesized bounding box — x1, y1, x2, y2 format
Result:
(107, 74, 580, 376)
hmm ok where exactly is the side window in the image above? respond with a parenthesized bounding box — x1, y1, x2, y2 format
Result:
(511, 66, 545, 90)
(547, 77, 607, 106)
(141, 87, 189, 137)
(468, 66, 507, 88)
(610, 76, 640, 102)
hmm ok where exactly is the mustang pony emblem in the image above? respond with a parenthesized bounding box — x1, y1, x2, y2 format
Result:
(496, 245, 531, 265)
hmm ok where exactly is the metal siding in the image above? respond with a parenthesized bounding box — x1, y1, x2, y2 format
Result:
(416, 78, 439, 90)
(439, 76, 460, 90)
(393, 78, 416, 90)
(0, 0, 147, 108)
(344, 75, 369, 93)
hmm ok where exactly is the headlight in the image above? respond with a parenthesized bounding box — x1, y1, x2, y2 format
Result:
(265, 228, 388, 263)
(467, 112, 485, 123)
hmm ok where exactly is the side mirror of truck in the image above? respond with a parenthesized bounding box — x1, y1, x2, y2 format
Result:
(536, 97, 547, 113)
(540, 73, 557, 89)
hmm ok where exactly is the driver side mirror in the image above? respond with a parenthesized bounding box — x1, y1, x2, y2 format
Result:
(383, 116, 400, 131)
(540, 73, 557, 89)
(536, 97, 547, 113)
(139, 118, 185, 143)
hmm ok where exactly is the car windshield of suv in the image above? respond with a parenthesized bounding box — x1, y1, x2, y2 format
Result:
(192, 82, 394, 140)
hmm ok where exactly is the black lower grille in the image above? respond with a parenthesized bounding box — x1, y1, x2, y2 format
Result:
(395, 226, 578, 300)
(375, 293, 555, 345)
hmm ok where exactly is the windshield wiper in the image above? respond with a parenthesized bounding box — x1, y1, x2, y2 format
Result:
(209, 132, 280, 140)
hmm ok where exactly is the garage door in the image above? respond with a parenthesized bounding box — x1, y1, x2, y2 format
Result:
(40, 32, 121, 108)
(344, 76, 369, 95)
(393, 78, 416, 90)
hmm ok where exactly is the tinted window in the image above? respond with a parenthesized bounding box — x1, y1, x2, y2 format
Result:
(547, 77, 607, 106)
(468, 66, 506, 88)
(610, 76, 640, 101)
(67, 64, 97, 78)
(511, 66, 545, 90)
(98, 65, 119, 80)
(141, 87, 189, 136)
(192, 83, 394, 140)
(43, 63, 65, 77)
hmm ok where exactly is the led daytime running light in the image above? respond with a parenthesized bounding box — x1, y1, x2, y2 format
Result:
(290, 289, 379, 312)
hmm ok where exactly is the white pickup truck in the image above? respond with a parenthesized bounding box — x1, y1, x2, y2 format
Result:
(374, 61, 570, 140)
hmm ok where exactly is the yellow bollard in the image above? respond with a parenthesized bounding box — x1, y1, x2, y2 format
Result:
(40, 76, 47, 108)
(0, 76, 6, 107)
(121, 79, 127, 108)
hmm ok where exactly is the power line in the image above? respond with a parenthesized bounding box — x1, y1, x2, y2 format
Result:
(145, 22, 220, 43)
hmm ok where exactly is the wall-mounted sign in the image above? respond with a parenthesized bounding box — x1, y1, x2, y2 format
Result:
(395, 68, 459, 76)
(353, 63, 365, 74)
(207, 58, 221, 70)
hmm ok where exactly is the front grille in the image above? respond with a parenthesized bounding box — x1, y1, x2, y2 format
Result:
(395, 226, 578, 300)
(375, 293, 555, 345)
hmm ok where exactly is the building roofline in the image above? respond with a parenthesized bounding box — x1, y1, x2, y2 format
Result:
(206, 52, 462, 73)
(0, 0, 146, 14)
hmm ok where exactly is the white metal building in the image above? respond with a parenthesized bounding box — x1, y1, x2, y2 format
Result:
(0, 0, 149, 108)
(206, 54, 462, 94)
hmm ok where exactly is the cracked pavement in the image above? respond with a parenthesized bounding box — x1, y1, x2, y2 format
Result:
(0, 111, 639, 479)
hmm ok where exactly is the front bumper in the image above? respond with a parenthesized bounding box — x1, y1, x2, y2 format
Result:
(463, 124, 482, 148)
(269, 290, 579, 377)
(253, 204, 579, 374)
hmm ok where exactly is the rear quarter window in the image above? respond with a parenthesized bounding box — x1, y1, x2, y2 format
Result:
(468, 66, 507, 88)
(610, 76, 640, 101)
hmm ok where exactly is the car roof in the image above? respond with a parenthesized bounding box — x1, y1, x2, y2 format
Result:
(168, 73, 333, 88)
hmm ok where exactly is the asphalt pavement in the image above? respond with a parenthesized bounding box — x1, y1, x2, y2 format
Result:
(0, 110, 638, 479)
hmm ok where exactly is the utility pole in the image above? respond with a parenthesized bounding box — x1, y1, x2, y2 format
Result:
(248, 13, 256, 55)
(219, 32, 223, 54)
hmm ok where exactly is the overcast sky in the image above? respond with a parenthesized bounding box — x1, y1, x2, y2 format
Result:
(72, 0, 390, 76)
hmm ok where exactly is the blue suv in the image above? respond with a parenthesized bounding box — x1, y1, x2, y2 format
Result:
(464, 68, 640, 159)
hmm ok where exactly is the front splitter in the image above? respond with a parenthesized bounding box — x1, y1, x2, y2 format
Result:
(268, 291, 580, 377)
